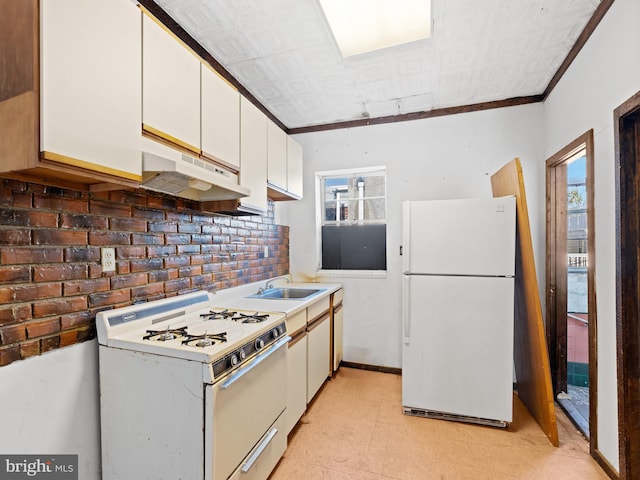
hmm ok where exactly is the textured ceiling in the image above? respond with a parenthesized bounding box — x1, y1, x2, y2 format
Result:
(153, 0, 601, 130)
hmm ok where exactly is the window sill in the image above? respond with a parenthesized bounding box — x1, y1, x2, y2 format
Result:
(315, 269, 388, 280)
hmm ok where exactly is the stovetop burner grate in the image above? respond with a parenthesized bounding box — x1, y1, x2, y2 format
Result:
(143, 326, 188, 341)
(232, 312, 270, 323)
(181, 332, 227, 348)
(200, 309, 238, 320)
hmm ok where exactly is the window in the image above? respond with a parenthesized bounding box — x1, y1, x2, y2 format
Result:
(316, 167, 386, 270)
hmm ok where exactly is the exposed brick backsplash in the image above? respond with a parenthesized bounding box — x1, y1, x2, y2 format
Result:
(0, 178, 289, 366)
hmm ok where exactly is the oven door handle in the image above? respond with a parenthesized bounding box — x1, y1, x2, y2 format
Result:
(241, 426, 278, 473)
(221, 335, 291, 390)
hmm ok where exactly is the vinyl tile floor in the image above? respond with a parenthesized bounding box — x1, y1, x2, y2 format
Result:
(269, 367, 609, 480)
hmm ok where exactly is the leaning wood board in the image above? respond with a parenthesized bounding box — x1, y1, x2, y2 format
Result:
(491, 158, 559, 447)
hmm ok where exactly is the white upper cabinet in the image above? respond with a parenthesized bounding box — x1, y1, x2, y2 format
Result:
(142, 13, 200, 155)
(201, 65, 240, 171)
(267, 121, 304, 201)
(239, 97, 268, 214)
(40, 0, 142, 180)
(267, 119, 288, 191)
(287, 136, 304, 199)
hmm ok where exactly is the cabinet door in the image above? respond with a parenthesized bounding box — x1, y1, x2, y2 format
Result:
(333, 303, 343, 372)
(40, 0, 141, 179)
(142, 13, 200, 154)
(239, 97, 268, 214)
(307, 314, 331, 403)
(201, 65, 240, 171)
(267, 120, 287, 191)
(287, 136, 303, 199)
(285, 333, 307, 435)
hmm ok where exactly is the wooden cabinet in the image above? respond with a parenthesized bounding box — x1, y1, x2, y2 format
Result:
(307, 313, 331, 403)
(284, 293, 334, 432)
(306, 293, 332, 403)
(287, 136, 304, 199)
(267, 124, 304, 201)
(238, 97, 268, 215)
(42, 0, 141, 180)
(331, 289, 344, 373)
(201, 65, 241, 171)
(267, 120, 288, 192)
(0, 0, 142, 188)
(285, 329, 307, 435)
(142, 13, 200, 155)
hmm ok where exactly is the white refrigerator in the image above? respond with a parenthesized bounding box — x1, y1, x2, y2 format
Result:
(401, 196, 516, 427)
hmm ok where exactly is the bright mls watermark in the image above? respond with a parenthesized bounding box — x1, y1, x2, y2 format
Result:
(0, 455, 77, 479)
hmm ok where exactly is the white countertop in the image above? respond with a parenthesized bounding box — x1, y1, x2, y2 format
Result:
(218, 282, 342, 316)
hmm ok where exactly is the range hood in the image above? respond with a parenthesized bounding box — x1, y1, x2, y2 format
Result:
(141, 151, 250, 202)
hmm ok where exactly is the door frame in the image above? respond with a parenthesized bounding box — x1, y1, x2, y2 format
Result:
(615, 90, 640, 480)
(545, 130, 598, 442)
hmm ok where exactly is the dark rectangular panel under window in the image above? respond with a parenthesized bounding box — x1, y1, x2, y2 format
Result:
(321, 224, 386, 270)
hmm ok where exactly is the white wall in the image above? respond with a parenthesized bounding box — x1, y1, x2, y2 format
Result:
(281, 103, 545, 368)
(0, 341, 101, 480)
(543, 0, 640, 471)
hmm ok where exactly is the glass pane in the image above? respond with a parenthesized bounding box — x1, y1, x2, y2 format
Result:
(364, 198, 385, 221)
(357, 174, 385, 198)
(323, 174, 385, 201)
(337, 198, 385, 222)
(324, 200, 337, 221)
(323, 178, 349, 199)
(564, 154, 589, 437)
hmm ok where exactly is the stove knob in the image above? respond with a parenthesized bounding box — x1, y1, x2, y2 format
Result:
(229, 354, 239, 366)
(255, 338, 265, 350)
(278, 325, 285, 335)
(239, 348, 246, 360)
(271, 328, 279, 339)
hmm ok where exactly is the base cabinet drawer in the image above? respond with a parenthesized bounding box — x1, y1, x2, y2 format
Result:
(308, 296, 330, 322)
(228, 414, 286, 480)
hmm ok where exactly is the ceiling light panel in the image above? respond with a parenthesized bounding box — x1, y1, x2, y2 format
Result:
(319, 0, 431, 57)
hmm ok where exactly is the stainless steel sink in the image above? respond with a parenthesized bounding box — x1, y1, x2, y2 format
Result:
(246, 288, 325, 300)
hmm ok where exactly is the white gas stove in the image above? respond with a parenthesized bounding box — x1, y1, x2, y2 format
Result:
(97, 291, 290, 480)
(97, 290, 288, 374)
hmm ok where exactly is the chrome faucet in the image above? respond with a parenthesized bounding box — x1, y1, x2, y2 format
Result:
(265, 275, 291, 290)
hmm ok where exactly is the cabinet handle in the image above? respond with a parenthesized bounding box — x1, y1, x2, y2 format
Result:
(307, 314, 329, 332)
(241, 427, 278, 473)
(403, 276, 411, 344)
(288, 330, 307, 347)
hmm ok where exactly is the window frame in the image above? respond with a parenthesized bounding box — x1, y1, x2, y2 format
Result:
(315, 166, 387, 275)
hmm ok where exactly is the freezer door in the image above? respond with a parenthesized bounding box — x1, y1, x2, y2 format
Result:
(402, 275, 514, 423)
(402, 197, 516, 276)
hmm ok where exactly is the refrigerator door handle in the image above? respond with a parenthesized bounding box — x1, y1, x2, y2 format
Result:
(402, 202, 410, 273)
(403, 275, 411, 344)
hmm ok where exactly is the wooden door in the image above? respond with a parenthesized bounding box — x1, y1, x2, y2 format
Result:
(545, 131, 597, 442)
(615, 90, 640, 480)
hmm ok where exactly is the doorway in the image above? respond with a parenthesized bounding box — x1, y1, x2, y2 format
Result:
(615, 90, 640, 480)
(545, 130, 597, 441)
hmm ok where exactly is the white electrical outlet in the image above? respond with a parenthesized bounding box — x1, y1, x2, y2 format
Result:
(264, 246, 269, 258)
(101, 247, 116, 272)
